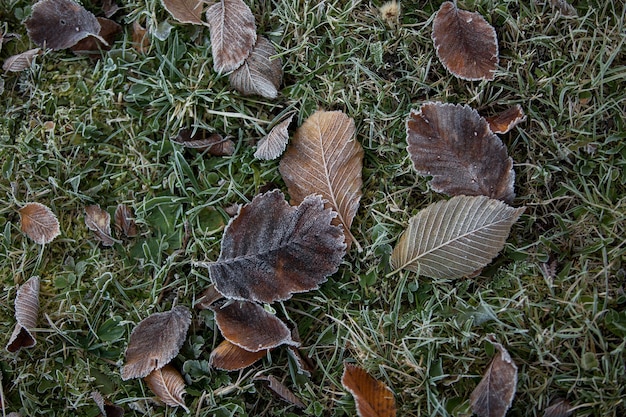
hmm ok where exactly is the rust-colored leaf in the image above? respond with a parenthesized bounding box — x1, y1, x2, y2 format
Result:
(406, 102, 515, 203)
(19, 202, 60, 244)
(91, 391, 124, 417)
(432, 1, 498, 81)
(131, 21, 150, 53)
(470, 335, 518, 417)
(254, 114, 293, 160)
(279, 110, 363, 248)
(484, 105, 526, 134)
(206, 190, 346, 303)
(2, 48, 41, 72)
(255, 375, 305, 408)
(162, 0, 205, 25)
(229, 36, 282, 99)
(121, 305, 191, 380)
(70, 17, 122, 56)
(6, 276, 40, 353)
(144, 364, 189, 412)
(172, 129, 235, 156)
(209, 339, 268, 371)
(543, 398, 572, 417)
(341, 363, 397, 417)
(85, 204, 116, 246)
(114, 204, 137, 238)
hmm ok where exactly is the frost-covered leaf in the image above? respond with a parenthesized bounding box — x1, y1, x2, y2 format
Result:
(85, 204, 116, 246)
(172, 129, 235, 156)
(91, 391, 124, 417)
(543, 398, 572, 417)
(229, 36, 282, 98)
(255, 375, 305, 408)
(6, 276, 40, 352)
(70, 17, 122, 56)
(144, 365, 189, 412)
(162, 0, 205, 25)
(485, 105, 525, 134)
(342, 363, 397, 417)
(254, 114, 293, 160)
(209, 339, 268, 370)
(131, 21, 150, 53)
(114, 204, 137, 238)
(2, 48, 40, 72)
(19, 202, 60, 244)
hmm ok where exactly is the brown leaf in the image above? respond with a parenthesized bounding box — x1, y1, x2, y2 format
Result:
(71, 17, 122, 56)
(19, 202, 60, 244)
(470, 335, 518, 417)
(205, 0, 257, 73)
(194, 284, 225, 310)
(172, 129, 235, 156)
(432, 1, 498, 81)
(101, 0, 120, 18)
(341, 363, 397, 417)
(279, 110, 363, 249)
(229, 36, 282, 98)
(131, 21, 150, 53)
(484, 105, 526, 134)
(406, 102, 515, 203)
(6, 276, 40, 353)
(2, 48, 41, 72)
(114, 204, 137, 238)
(209, 339, 268, 370)
(211, 300, 298, 352)
(255, 375, 305, 408)
(254, 114, 293, 160)
(162, 0, 205, 25)
(206, 190, 346, 303)
(144, 364, 189, 412)
(288, 346, 314, 377)
(25, 0, 103, 50)
(85, 205, 116, 246)
(91, 391, 124, 417)
(543, 398, 572, 417)
(121, 305, 192, 380)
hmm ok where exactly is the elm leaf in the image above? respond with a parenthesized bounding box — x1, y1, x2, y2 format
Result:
(255, 375, 305, 408)
(19, 202, 60, 244)
(254, 114, 293, 161)
(144, 364, 189, 412)
(341, 363, 397, 417)
(229, 36, 282, 99)
(2, 48, 41, 72)
(209, 339, 268, 371)
(161, 0, 205, 25)
(6, 276, 40, 353)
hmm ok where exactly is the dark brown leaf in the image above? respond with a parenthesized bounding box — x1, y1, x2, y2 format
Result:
(19, 202, 60, 244)
(484, 105, 526, 134)
(288, 347, 314, 377)
(432, 1, 498, 81)
(85, 204, 116, 246)
(114, 204, 137, 238)
(470, 335, 518, 417)
(255, 375, 305, 408)
(2, 48, 41, 72)
(341, 363, 397, 417)
(91, 391, 124, 417)
(121, 305, 191, 380)
(406, 102, 515, 203)
(543, 398, 572, 417)
(131, 21, 150, 53)
(25, 0, 103, 50)
(144, 364, 189, 412)
(71, 17, 122, 56)
(206, 190, 346, 303)
(254, 114, 293, 160)
(101, 0, 120, 18)
(229, 36, 282, 98)
(172, 129, 235, 156)
(209, 339, 268, 370)
(6, 276, 40, 353)
(194, 284, 225, 310)
(162, 0, 205, 25)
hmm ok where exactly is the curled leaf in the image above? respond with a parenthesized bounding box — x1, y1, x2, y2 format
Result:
(172, 129, 235, 156)
(2, 48, 41, 72)
(484, 105, 526, 134)
(144, 364, 189, 412)
(91, 391, 124, 417)
(342, 363, 397, 417)
(19, 202, 60, 244)
(229, 36, 283, 98)
(162, 0, 205, 25)
(254, 114, 293, 161)
(209, 339, 268, 371)
(255, 375, 305, 408)
(85, 205, 116, 246)
(6, 276, 40, 353)
(114, 204, 137, 238)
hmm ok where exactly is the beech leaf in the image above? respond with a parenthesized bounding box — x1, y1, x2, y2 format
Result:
(210, 339, 268, 370)
(254, 114, 294, 160)
(144, 364, 190, 412)
(162, 0, 205, 25)
(206, 190, 346, 303)
(390, 195, 525, 278)
(85, 204, 116, 246)
(406, 102, 515, 203)
(121, 305, 192, 380)
(432, 1, 498, 81)
(114, 204, 137, 238)
(229, 36, 282, 98)
(255, 375, 305, 408)
(205, 0, 257, 73)
(485, 105, 526, 134)
(470, 335, 518, 417)
(279, 110, 363, 249)
(6, 276, 40, 353)
(2, 48, 41, 72)
(19, 202, 60, 244)
(341, 363, 397, 417)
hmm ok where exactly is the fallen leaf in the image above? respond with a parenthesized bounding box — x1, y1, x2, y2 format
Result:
(205, 0, 257, 73)
(288, 346, 314, 377)
(101, 0, 120, 18)
(85, 204, 116, 246)
(341, 363, 397, 417)
(211, 300, 298, 352)
(279, 110, 363, 248)
(470, 335, 518, 417)
(121, 305, 192, 380)
(194, 284, 225, 310)
(162, 0, 205, 25)
(6, 276, 40, 353)
(25, 0, 103, 50)
(206, 190, 346, 303)
(19, 202, 61, 244)
(209, 339, 268, 370)
(172, 129, 235, 156)
(390, 196, 524, 278)
(114, 204, 137, 238)
(543, 398, 572, 417)
(91, 391, 124, 417)
(550, 0, 578, 17)
(406, 102, 515, 203)
(71, 17, 122, 56)
(131, 21, 150, 53)
(432, 1, 498, 81)
(484, 105, 526, 134)
(229, 36, 282, 98)
(144, 364, 190, 412)
(255, 375, 305, 408)
(254, 114, 293, 160)
(2, 48, 41, 72)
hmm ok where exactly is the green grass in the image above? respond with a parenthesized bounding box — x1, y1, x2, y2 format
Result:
(1, 0, 625, 416)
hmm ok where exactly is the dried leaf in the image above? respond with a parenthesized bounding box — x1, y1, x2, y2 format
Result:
(288, 346, 314, 377)
(101, 0, 120, 18)
(121, 305, 192, 380)
(229, 36, 282, 98)
(162, 0, 205, 25)
(144, 365, 189, 412)
(85, 205, 116, 246)
(255, 375, 305, 408)
(341, 363, 397, 417)
(406, 102, 515, 203)
(211, 300, 298, 352)
(206, 0, 257, 73)
(71, 17, 122, 56)
(25, 0, 103, 50)
(6, 276, 40, 353)
(207, 190, 346, 303)
(172, 129, 235, 156)
(550, 0, 578, 17)
(432, 1, 498, 81)
(2, 48, 41, 72)
(254, 114, 293, 160)
(390, 195, 524, 278)
(194, 285, 225, 310)
(279, 110, 363, 248)
(485, 105, 526, 134)
(91, 391, 124, 417)
(19, 202, 60, 244)
(543, 398, 572, 417)
(470, 335, 518, 417)
(131, 21, 150, 53)
(209, 339, 268, 370)
(114, 204, 137, 238)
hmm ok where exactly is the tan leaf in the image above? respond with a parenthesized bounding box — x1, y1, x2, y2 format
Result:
(131, 21, 150, 53)
(161, 0, 205, 25)
(114, 204, 137, 238)
(432, 1, 498, 81)
(279, 110, 363, 249)
(144, 365, 189, 412)
(85, 204, 116, 246)
(254, 114, 293, 160)
(543, 398, 572, 417)
(2, 48, 41, 72)
(255, 375, 305, 408)
(91, 391, 124, 417)
(341, 363, 397, 417)
(484, 105, 526, 134)
(6, 276, 40, 353)
(172, 129, 235, 156)
(229, 36, 282, 98)
(470, 335, 518, 417)
(209, 339, 268, 371)
(205, 0, 257, 73)
(121, 305, 192, 380)
(19, 202, 60, 244)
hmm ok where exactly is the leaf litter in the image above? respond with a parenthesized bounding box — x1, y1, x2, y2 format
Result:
(342, 363, 397, 417)
(19, 202, 61, 244)
(144, 364, 189, 412)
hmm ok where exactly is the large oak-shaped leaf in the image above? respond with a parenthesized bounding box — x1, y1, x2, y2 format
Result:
(206, 0, 257, 73)
(209, 339, 268, 370)
(162, 0, 205, 25)
(390, 196, 524, 278)
(19, 202, 60, 244)
(121, 306, 191, 380)
(229, 36, 282, 98)
(407, 102, 515, 203)
(470, 335, 518, 417)
(207, 190, 346, 303)
(6, 276, 40, 353)
(145, 364, 190, 412)
(342, 363, 397, 417)
(432, 2, 498, 81)
(279, 110, 363, 248)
